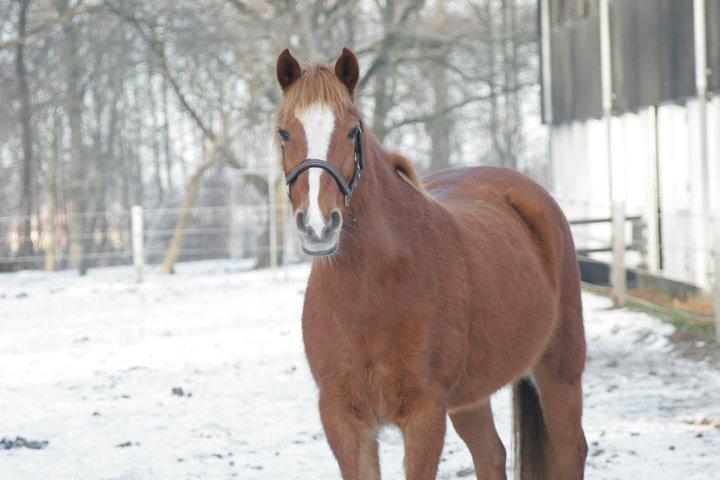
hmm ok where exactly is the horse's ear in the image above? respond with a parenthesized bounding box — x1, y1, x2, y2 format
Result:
(334, 48, 359, 95)
(276, 49, 302, 92)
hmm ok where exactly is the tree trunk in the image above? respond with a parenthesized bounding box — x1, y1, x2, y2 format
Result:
(428, 56, 452, 172)
(15, 0, 34, 266)
(485, 0, 504, 166)
(45, 111, 60, 271)
(162, 135, 224, 274)
(80, 50, 111, 274)
(147, 63, 164, 204)
(57, 0, 87, 274)
(161, 80, 174, 194)
(500, 0, 520, 170)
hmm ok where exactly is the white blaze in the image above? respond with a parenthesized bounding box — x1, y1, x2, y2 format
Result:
(295, 103, 336, 236)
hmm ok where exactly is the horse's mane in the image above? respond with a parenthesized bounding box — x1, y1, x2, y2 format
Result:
(276, 63, 358, 121)
(388, 152, 427, 195)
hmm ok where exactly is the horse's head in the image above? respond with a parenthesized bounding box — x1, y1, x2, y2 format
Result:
(275, 48, 363, 256)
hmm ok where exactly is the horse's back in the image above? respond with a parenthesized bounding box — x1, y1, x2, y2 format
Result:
(423, 166, 574, 285)
(423, 166, 559, 223)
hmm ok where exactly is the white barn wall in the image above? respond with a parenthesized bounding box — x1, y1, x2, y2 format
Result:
(610, 110, 657, 270)
(551, 119, 611, 256)
(656, 103, 697, 286)
(656, 100, 715, 288)
(551, 96, 720, 290)
(709, 96, 720, 268)
(709, 96, 720, 214)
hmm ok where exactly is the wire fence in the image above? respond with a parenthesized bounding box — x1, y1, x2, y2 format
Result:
(2, 196, 718, 338)
(0, 203, 300, 272)
(563, 200, 720, 340)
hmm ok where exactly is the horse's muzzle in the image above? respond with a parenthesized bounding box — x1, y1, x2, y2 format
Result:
(295, 210, 341, 256)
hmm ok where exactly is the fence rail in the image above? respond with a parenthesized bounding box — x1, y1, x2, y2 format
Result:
(0, 203, 299, 274)
(567, 202, 720, 342)
(2, 199, 719, 341)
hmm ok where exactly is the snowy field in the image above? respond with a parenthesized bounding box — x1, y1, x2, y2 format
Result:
(1, 260, 719, 480)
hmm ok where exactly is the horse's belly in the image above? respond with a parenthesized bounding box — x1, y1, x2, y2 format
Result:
(449, 293, 557, 409)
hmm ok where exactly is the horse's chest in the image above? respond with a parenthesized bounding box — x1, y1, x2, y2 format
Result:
(307, 330, 410, 422)
(342, 357, 407, 423)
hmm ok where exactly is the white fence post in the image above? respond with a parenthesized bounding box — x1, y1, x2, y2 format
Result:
(131, 205, 144, 283)
(715, 227, 720, 343)
(611, 201, 626, 308)
(694, 0, 713, 289)
(714, 254, 720, 344)
(645, 105, 661, 273)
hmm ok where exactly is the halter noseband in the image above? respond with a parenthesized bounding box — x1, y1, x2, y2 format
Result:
(285, 119, 364, 207)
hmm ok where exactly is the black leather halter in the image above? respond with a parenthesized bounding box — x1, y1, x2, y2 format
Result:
(285, 120, 363, 207)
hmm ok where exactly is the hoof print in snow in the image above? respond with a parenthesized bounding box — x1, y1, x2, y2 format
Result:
(172, 387, 192, 397)
(115, 441, 140, 448)
(1, 437, 49, 450)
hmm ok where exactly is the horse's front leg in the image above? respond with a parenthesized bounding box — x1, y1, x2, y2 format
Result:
(400, 398, 446, 480)
(319, 394, 380, 480)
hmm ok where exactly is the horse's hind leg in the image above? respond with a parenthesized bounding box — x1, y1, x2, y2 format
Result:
(531, 291, 588, 479)
(450, 401, 507, 480)
(531, 367, 586, 480)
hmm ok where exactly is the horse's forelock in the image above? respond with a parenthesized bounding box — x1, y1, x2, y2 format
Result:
(276, 63, 356, 122)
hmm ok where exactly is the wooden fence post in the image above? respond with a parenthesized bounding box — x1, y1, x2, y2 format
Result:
(715, 245, 720, 344)
(611, 201, 626, 307)
(131, 205, 144, 283)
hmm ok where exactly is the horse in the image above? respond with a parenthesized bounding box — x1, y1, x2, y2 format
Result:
(273, 48, 587, 480)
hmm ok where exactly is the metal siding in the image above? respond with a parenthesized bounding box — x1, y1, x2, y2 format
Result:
(551, 27, 572, 122)
(574, 16, 604, 119)
(550, 13, 603, 123)
(610, 0, 696, 112)
(545, 0, 699, 123)
(708, 0, 720, 92)
(636, 0, 662, 106)
(658, 0, 696, 102)
(610, 0, 640, 112)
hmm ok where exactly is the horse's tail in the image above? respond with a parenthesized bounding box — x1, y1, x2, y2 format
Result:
(513, 376, 548, 480)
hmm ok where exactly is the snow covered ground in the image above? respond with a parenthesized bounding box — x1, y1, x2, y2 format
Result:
(1, 260, 718, 480)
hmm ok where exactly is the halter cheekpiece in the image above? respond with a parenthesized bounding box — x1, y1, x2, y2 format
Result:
(285, 119, 364, 207)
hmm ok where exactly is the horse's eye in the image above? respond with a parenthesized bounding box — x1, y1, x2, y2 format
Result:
(278, 129, 290, 141)
(347, 127, 359, 139)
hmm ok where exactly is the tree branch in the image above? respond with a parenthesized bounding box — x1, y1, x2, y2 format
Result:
(384, 81, 537, 132)
(0, 3, 105, 50)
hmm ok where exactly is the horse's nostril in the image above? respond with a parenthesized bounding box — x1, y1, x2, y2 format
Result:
(296, 212, 306, 231)
(330, 211, 341, 230)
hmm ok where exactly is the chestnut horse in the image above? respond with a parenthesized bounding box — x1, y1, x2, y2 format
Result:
(274, 48, 587, 480)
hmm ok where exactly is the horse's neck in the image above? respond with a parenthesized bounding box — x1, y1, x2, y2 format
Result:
(330, 136, 432, 267)
(310, 136, 437, 319)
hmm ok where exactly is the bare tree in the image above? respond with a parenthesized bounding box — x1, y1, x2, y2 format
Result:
(14, 0, 34, 265)
(0, 0, 543, 272)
